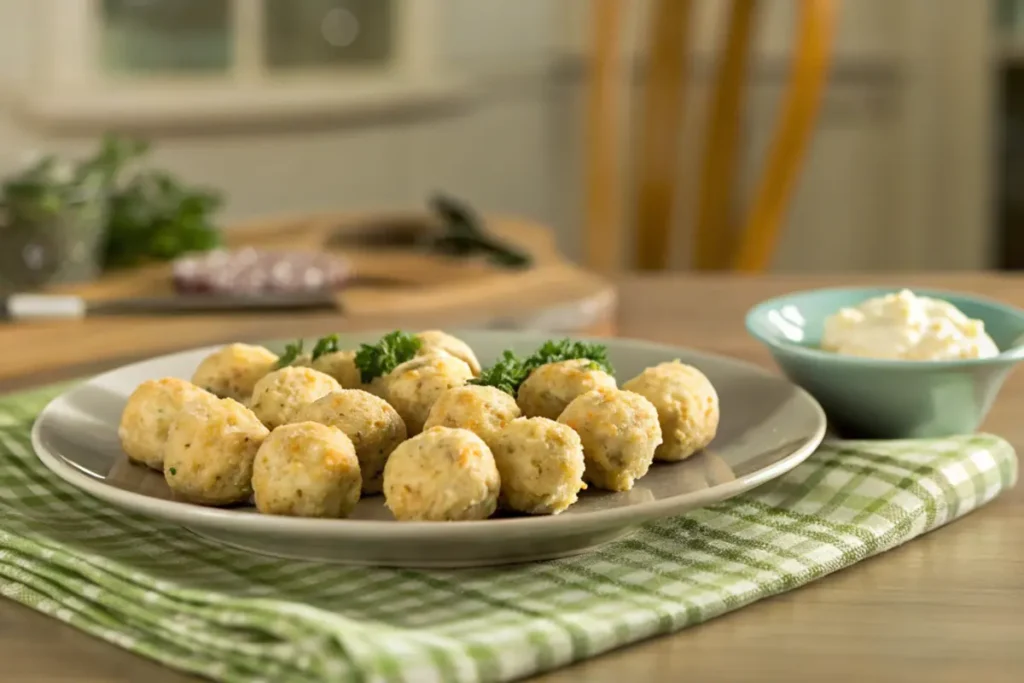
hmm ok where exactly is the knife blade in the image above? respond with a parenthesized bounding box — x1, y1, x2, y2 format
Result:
(1, 291, 341, 321)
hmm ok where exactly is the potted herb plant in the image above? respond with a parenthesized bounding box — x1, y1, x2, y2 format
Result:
(0, 150, 109, 290)
(0, 134, 223, 292)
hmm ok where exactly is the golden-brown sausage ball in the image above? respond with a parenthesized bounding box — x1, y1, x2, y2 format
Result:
(383, 427, 500, 521)
(293, 389, 407, 494)
(491, 417, 586, 515)
(164, 397, 269, 506)
(191, 343, 279, 403)
(311, 350, 362, 389)
(416, 330, 482, 376)
(252, 422, 362, 518)
(249, 366, 341, 429)
(384, 353, 473, 435)
(558, 388, 662, 492)
(423, 385, 521, 449)
(622, 361, 719, 461)
(517, 359, 617, 420)
(118, 378, 217, 470)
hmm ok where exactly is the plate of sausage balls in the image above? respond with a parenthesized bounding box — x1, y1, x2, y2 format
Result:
(31, 330, 826, 567)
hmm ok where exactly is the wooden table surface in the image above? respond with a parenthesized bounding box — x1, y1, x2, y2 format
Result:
(3, 272, 1024, 683)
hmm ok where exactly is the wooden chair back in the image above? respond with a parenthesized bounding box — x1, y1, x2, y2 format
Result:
(584, 0, 838, 272)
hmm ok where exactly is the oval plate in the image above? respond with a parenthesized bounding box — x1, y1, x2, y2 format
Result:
(31, 331, 826, 568)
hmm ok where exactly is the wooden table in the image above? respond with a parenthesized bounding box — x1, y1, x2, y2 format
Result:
(3, 273, 1023, 683)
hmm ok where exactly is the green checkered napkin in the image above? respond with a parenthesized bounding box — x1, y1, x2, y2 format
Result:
(0, 385, 1017, 683)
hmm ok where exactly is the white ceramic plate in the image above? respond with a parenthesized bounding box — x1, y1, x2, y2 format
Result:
(31, 331, 826, 568)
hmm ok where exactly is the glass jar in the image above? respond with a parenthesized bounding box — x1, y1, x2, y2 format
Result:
(0, 189, 108, 293)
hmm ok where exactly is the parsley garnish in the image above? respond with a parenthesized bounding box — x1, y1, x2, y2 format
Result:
(168, 467, 177, 476)
(471, 339, 614, 396)
(311, 334, 340, 361)
(353, 331, 423, 383)
(469, 350, 528, 396)
(523, 339, 614, 375)
(275, 340, 304, 369)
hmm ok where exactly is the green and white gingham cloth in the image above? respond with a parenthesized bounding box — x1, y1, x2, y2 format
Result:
(0, 384, 1017, 683)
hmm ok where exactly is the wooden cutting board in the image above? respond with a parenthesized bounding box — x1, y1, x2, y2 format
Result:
(66, 210, 611, 320)
(3, 212, 616, 386)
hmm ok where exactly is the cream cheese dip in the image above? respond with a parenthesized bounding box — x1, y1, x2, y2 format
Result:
(821, 289, 999, 361)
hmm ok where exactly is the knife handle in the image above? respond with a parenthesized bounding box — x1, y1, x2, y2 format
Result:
(2, 294, 87, 321)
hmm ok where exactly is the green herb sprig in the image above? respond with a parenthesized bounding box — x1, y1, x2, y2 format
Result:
(92, 133, 223, 268)
(354, 331, 423, 383)
(471, 339, 614, 396)
(275, 340, 305, 369)
(1, 134, 223, 270)
(469, 350, 528, 396)
(523, 339, 614, 376)
(311, 334, 340, 361)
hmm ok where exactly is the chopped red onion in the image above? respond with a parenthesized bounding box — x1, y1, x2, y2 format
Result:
(173, 248, 351, 294)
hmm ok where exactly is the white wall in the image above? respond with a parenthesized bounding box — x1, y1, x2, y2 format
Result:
(0, 0, 992, 271)
(0, 0, 565, 224)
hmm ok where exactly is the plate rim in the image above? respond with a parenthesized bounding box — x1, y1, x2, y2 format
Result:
(30, 331, 827, 539)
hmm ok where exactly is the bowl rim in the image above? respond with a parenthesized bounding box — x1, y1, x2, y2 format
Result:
(745, 285, 1024, 369)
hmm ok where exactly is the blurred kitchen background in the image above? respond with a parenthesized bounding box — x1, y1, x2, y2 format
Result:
(0, 0, 1015, 278)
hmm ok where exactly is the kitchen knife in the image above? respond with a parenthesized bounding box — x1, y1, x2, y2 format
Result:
(0, 291, 341, 321)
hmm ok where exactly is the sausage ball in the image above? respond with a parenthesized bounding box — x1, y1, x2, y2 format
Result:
(293, 389, 407, 494)
(252, 422, 362, 518)
(164, 397, 269, 506)
(311, 350, 388, 397)
(311, 350, 362, 389)
(191, 343, 279, 403)
(558, 388, 662, 492)
(416, 330, 482, 376)
(384, 353, 473, 435)
(517, 359, 617, 421)
(423, 385, 521, 449)
(118, 377, 217, 470)
(249, 366, 341, 429)
(622, 361, 719, 462)
(287, 354, 314, 368)
(383, 427, 500, 521)
(491, 417, 586, 515)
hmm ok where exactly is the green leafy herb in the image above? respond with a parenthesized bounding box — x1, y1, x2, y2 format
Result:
(354, 331, 423, 383)
(103, 168, 222, 268)
(523, 339, 614, 375)
(469, 349, 528, 396)
(168, 467, 177, 476)
(0, 134, 223, 270)
(311, 334, 340, 361)
(276, 340, 305, 369)
(77, 134, 150, 187)
(471, 339, 614, 396)
(91, 134, 223, 268)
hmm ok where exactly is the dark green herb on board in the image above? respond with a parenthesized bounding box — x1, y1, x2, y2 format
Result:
(428, 194, 532, 268)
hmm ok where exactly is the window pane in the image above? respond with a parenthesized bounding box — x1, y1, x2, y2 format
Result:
(263, 0, 394, 70)
(101, 0, 231, 75)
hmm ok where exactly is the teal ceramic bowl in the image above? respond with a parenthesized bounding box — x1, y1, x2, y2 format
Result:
(745, 287, 1024, 439)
